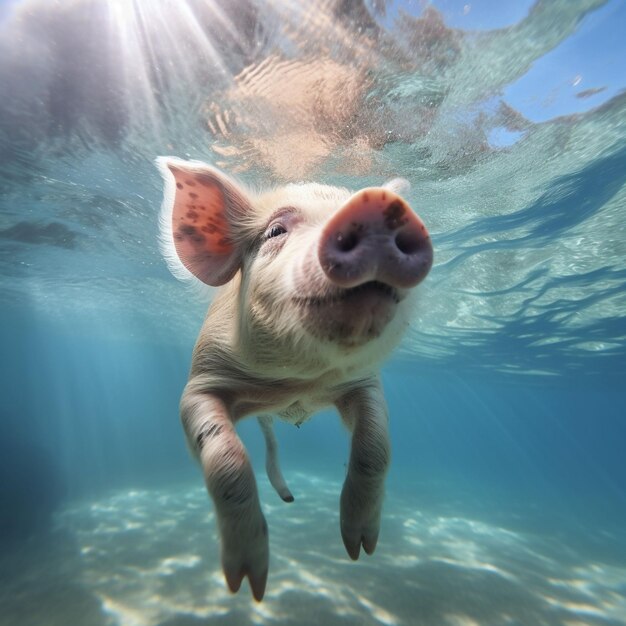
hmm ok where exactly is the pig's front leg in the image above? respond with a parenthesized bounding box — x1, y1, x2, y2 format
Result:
(181, 387, 268, 601)
(336, 378, 390, 560)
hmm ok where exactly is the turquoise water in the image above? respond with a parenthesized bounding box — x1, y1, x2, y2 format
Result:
(1, 1, 625, 624)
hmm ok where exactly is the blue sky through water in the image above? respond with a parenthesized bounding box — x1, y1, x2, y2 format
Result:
(386, 0, 626, 122)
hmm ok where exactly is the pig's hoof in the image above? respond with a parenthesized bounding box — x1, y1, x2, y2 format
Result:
(340, 518, 380, 560)
(340, 487, 382, 560)
(224, 560, 268, 602)
(221, 515, 269, 601)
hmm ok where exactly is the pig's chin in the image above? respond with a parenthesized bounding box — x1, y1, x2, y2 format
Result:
(294, 281, 401, 348)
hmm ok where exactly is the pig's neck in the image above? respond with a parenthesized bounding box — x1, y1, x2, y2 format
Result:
(189, 284, 389, 422)
(190, 333, 379, 423)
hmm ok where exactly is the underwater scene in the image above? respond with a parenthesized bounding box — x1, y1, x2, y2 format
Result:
(1, 0, 625, 624)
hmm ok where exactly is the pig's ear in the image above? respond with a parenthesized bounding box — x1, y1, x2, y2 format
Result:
(157, 158, 252, 286)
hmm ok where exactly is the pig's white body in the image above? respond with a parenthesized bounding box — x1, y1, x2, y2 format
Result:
(158, 158, 432, 601)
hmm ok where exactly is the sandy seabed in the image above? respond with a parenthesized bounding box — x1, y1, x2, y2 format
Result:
(1, 472, 625, 626)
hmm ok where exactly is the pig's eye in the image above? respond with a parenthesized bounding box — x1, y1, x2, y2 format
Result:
(264, 224, 287, 240)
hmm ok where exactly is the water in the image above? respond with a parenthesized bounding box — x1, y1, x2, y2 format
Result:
(1, 0, 625, 624)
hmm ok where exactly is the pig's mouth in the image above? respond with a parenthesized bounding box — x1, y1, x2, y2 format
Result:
(293, 281, 401, 346)
(295, 281, 400, 307)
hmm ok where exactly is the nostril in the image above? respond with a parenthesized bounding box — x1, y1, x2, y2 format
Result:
(335, 231, 359, 253)
(395, 230, 422, 255)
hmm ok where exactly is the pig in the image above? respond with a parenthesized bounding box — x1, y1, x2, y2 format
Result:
(157, 157, 433, 601)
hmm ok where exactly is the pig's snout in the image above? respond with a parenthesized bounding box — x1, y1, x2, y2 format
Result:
(318, 188, 433, 289)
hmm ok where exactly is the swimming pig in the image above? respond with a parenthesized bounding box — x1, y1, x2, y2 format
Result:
(157, 158, 433, 601)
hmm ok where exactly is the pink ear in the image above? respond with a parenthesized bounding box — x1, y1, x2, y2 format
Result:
(159, 160, 251, 286)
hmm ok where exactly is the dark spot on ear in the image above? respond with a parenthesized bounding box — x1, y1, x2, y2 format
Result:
(202, 224, 218, 234)
(176, 182, 183, 190)
(381, 191, 387, 201)
(189, 192, 198, 199)
(383, 200, 408, 230)
(179, 224, 196, 236)
(218, 237, 230, 247)
(186, 210, 199, 221)
(178, 223, 205, 245)
(363, 191, 369, 202)
(185, 179, 197, 186)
